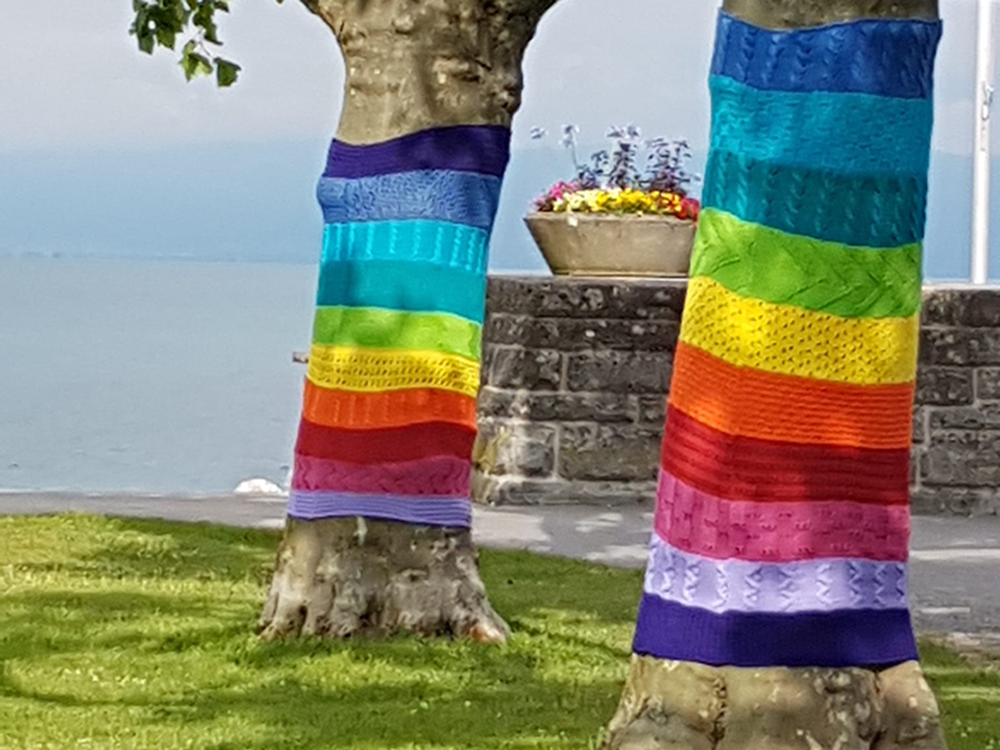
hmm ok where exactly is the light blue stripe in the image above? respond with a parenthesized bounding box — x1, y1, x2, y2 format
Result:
(288, 491, 472, 528)
(710, 76, 934, 177)
(318, 170, 502, 231)
(321, 220, 489, 275)
(316, 260, 486, 323)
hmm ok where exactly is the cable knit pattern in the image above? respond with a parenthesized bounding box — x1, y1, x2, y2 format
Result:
(292, 455, 471, 496)
(703, 149, 928, 248)
(318, 171, 502, 230)
(711, 12, 941, 98)
(644, 536, 908, 614)
(289, 125, 509, 529)
(691, 209, 922, 319)
(710, 77, 933, 176)
(321, 221, 489, 275)
(323, 126, 511, 179)
(635, 12, 938, 668)
(316, 261, 487, 323)
(654, 469, 911, 563)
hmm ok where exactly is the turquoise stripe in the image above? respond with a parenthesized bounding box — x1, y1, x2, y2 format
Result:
(703, 149, 927, 248)
(710, 76, 934, 177)
(316, 260, 486, 324)
(321, 220, 489, 276)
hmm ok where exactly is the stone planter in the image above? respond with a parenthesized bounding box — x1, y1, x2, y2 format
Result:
(525, 212, 697, 278)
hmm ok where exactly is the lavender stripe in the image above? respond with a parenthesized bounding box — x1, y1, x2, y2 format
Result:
(288, 491, 471, 528)
(645, 536, 908, 615)
(324, 126, 511, 179)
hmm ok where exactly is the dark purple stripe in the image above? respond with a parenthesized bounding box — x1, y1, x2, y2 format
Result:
(324, 126, 511, 179)
(632, 594, 918, 668)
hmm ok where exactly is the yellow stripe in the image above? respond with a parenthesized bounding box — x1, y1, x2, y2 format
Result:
(306, 344, 480, 398)
(679, 276, 919, 385)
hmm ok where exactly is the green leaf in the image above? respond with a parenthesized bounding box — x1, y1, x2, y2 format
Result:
(215, 58, 240, 87)
(155, 24, 177, 49)
(180, 40, 213, 80)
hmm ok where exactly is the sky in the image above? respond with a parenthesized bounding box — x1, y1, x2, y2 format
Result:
(0, 0, 993, 277)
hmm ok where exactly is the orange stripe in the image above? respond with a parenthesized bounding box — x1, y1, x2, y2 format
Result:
(669, 342, 915, 449)
(302, 380, 477, 430)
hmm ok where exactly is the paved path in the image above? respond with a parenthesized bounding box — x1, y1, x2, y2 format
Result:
(2, 492, 999, 644)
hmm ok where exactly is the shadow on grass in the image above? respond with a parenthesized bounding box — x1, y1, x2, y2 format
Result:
(0, 515, 637, 749)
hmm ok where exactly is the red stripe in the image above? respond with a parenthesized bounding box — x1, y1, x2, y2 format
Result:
(663, 406, 910, 505)
(295, 419, 477, 464)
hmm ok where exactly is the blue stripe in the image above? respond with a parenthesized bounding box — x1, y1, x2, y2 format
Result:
(318, 171, 502, 231)
(322, 221, 489, 276)
(316, 260, 486, 323)
(632, 593, 918, 669)
(710, 76, 933, 177)
(703, 150, 927, 247)
(711, 12, 941, 99)
(288, 491, 471, 528)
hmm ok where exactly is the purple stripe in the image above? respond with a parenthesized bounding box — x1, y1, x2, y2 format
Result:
(632, 593, 918, 668)
(644, 536, 909, 615)
(288, 491, 471, 528)
(324, 126, 511, 179)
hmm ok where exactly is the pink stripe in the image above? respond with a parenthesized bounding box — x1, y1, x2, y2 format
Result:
(292, 454, 471, 497)
(655, 469, 910, 563)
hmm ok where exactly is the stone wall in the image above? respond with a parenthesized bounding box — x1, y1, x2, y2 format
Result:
(476, 277, 1000, 516)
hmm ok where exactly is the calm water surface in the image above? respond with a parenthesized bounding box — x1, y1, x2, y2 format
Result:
(0, 257, 316, 492)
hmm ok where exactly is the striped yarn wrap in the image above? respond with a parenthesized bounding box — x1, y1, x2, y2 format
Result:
(633, 12, 941, 669)
(287, 125, 511, 528)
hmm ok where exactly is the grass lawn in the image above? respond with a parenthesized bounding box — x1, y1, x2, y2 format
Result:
(0, 515, 997, 750)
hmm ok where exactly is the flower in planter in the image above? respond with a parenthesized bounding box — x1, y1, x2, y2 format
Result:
(531, 125, 700, 221)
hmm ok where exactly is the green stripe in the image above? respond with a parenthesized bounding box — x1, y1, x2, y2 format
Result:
(691, 209, 922, 319)
(312, 307, 483, 361)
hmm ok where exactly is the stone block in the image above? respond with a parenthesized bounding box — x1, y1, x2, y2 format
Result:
(921, 430, 1000, 487)
(911, 487, 1000, 516)
(912, 406, 927, 443)
(638, 395, 668, 425)
(559, 424, 662, 482)
(477, 387, 639, 423)
(923, 288, 1000, 328)
(491, 477, 658, 506)
(976, 368, 1000, 400)
(920, 328, 1000, 367)
(476, 419, 556, 478)
(928, 404, 1000, 430)
(484, 314, 679, 353)
(483, 346, 562, 390)
(915, 367, 973, 406)
(486, 276, 687, 320)
(565, 350, 671, 394)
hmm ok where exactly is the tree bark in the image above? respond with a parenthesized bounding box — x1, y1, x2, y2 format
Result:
(602, 0, 949, 747)
(259, 0, 558, 642)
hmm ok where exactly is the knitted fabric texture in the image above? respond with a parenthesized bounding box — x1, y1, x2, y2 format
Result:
(632, 12, 941, 669)
(286, 125, 510, 528)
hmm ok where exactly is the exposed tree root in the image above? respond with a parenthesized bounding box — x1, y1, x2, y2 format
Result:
(258, 517, 509, 643)
(602, 656, 947, 750)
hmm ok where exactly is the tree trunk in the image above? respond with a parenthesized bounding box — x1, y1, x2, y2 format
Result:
(603, 0, 949, 747)
(258, 0, 556, 641)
